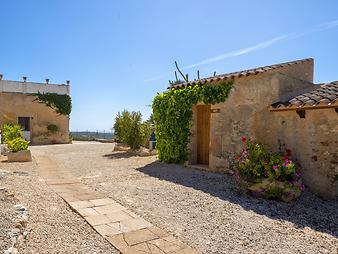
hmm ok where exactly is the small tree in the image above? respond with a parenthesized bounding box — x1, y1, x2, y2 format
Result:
(113, 110, 151, 149)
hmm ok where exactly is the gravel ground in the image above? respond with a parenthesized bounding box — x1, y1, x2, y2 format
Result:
(0, 170, 17, 252)
(31, 142, 338, 254)
(0, 157, 119, 254)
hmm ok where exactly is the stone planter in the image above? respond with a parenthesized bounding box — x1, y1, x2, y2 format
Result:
(7, 150, 32, 162)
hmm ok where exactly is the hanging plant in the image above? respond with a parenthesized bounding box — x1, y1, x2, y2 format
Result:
(152, 81, 234, 163)
(33, 93, 72, 115)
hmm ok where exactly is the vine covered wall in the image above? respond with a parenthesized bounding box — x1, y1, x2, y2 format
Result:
(152, 81, 233, 163)
(33, 92, 72, 115)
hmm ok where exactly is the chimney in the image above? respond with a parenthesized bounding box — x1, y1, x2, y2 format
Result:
(45, 78, 49, 84)
(66, 80, 70, 85)
(22, 76, 27, 82)
(0, 74, 3, 80)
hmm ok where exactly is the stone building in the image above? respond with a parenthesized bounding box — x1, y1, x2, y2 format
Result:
(0, 76, 70, 145)
(171, 58, 337, 199)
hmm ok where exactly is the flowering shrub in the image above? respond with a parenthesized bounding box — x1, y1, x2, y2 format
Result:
(234, 137, 304, 202)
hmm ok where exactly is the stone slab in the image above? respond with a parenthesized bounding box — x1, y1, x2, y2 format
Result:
(75, 193, 105, 201)
(147, 226, 170, 238)
(105, 210, 134, 223)
(90, 198, 116, 207)
(69, 200, 93, 209)
(94, 224, 121, 236)
(148, 235, 187, 253)
(77, 207, 99, 217)
(85, 214, 111, 226)
(107, 234, 129, 252)
(124, 228, 158, 246)
(94, 203, 126, 214)
(119, 217, 153, 232)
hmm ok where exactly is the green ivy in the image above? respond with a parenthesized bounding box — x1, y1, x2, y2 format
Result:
(152, 81, 234, 163)
(33, 93, 72, 115)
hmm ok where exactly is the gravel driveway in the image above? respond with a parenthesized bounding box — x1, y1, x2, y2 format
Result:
(30, 141, 338, 254)
(0, 158, 119, 254)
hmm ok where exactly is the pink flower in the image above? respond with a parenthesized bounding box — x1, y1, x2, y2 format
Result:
(273, 165, 278, 171)
(283, 159, 289, 167)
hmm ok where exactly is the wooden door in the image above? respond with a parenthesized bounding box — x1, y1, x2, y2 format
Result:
(197, 105, 210, 165)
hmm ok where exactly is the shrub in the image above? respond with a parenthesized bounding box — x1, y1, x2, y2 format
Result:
(113, 110, 151, 149)
(234, 137, 304, 202)
(7, 137, 29, 152)
(140, 120, 152, 147)
(47, 124, 59, 134)
(1, 123, 23, 143)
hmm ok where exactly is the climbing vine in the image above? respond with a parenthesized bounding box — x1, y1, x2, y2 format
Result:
(152, 81, 234, 163)
(33, 93, 72, 115)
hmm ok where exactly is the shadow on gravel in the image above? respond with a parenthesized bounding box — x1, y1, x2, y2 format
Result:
(103, 151, 136, 159)
(136, 161, 338, 238)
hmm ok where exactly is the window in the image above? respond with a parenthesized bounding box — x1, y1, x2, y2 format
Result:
(18, 117, 30, 131)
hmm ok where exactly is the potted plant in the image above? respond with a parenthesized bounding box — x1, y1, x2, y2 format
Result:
(6, 137, 31, 162)
(1, 123, 32, 162)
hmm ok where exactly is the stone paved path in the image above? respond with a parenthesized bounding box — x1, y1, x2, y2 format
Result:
(35, 155, 199, 254)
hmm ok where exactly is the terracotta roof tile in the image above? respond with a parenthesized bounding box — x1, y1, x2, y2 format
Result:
(169, 58, 313, 89)
(271, 81, 338, 111)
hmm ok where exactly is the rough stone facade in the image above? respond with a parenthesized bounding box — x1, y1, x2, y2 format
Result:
(0, 79, 70, 145)
(269, 109, 337, 199)
(186, 58, 337, 199)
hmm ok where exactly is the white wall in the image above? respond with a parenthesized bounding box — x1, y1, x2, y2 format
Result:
(0, 80, 69, 95)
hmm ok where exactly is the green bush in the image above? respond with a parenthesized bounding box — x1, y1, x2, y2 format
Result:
(47, 124, 59, 134)
(152, 82, 233, 163)
(1, 123, 23, 143)
(113, 110, 151, 149)
(7, 137, 29, 152)
(234, 137, 304, 202)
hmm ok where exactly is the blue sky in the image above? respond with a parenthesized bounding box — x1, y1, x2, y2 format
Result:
(1, 0, 338, 131)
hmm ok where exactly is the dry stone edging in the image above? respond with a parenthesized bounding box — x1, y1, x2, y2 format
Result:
(1, 170, 30, 254)
(4, 204, 29, 254)
(34, 155, 199, 254)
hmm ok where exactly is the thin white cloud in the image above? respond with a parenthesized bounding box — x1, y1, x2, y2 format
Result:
(146, 19, 338, 82)
(321, 19, 338, 29)
(183, 35, 288, 69)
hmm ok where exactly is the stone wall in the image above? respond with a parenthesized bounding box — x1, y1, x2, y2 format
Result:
(0, 93, 69, 145)
(206, 71, 314, 172)
(188, 59, 338, 199)
(268, 109, 338, 199)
